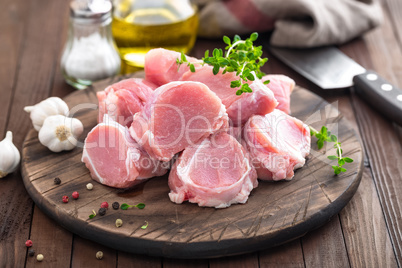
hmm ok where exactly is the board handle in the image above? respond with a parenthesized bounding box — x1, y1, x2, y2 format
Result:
(353, 70, 402, 125)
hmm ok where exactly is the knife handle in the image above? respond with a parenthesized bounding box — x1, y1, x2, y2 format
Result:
(353, 70, 402, 125)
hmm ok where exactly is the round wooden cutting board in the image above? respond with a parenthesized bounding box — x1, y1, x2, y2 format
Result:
(21, 75, 363, 259)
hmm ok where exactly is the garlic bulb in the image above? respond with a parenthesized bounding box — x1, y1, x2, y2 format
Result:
(0, 131, 21, 178)
(24, 97, 69, 131)
(38, 115, 84, 152)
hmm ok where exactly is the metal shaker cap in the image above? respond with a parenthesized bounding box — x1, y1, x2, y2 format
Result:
(70, 0, 112, 24)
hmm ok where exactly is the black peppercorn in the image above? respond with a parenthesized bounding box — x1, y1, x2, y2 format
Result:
(98, 207, 106, 216)
(28, 249, 35, 257)
(54, 177, 61, 185)
(112, 202, 119, 210)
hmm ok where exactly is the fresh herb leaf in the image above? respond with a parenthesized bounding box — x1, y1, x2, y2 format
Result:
(121, 203, 130, 210)
(317, 139, 324, 150)
(89, 209, 96, 219)
(189, 64, 195, 72)
(223, 36, 231, 45)
(176, 32, 268, 95)
(141, 221, 149, 229)
(333, 165, 341, 175)
(250, 32, 258, 41)
(344, 157, 354, 163)
(135, 203, 146, 209)
(327, 155, 338, 160)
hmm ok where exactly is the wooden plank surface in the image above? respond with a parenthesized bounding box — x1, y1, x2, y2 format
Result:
(0, 0, 401, 266)
(0, 0, 66, 266)
(259, 240, 304, 268)
(23, 2, 73, 267)
(302, 217, 350, 267)
(70, 236, 117, 267)
(343, 1, 402, 265)
(326, 92, 398, 268)
(25, 208, 73, 268)
(117, 252, 162, 268)
(0, 3, 27, 266)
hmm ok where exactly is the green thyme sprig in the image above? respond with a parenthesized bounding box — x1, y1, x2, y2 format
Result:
(310, 126, 353, 175)
(176, 32, 269, 95)
(120, 203, 145, 210)
(328, 142, 354, 175)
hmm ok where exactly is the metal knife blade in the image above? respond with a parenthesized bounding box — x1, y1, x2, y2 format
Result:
(269, 46, 366, 89)
(266, 46, 402, 125)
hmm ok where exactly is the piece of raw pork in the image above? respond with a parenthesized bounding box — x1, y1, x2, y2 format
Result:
(168, 132, 258, 208)
(82, 116, 168, 188)
(144, 48, 278, 126)
(261, 75, 295, 114)
(130, 81, 228, 162)
(144, 48, 198, 86)
(243, 109, 311, 181)
(97, 78, 156, 127)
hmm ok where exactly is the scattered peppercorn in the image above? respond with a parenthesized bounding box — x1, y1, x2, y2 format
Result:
(72, 191, 79, 199)
(98, 207, 106, 216)
(54, 177, 61, 185)
(96, 251, 103, 260)
(112, 202, 119, 210)
(28, 249, 35, 257)
(37, 254, 44, 262)
(86, 183, 93, 190)
(101, 202, 109, 209)
(115, 219, 123, 228)
(62, 195, 69, 203)
(25, 240, 33, 247)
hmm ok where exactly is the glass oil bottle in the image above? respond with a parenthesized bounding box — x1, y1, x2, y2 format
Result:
(112, 0, 198, 73)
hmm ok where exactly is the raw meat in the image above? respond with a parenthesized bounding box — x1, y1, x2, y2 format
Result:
(130, 81, 228, 161)
(261, 75, 295, 114)
(181, 66, 278, 126)
(144, 49, 278, 126)
(168, 132, 258, 208)
(227, 125, 242, 142)
(97, 78, 156, 127)
(144, 48, 198, 86)
(243, 109, 310, 181)
(181, 65, 242, 109)
(82, 115, 168, 188)
(225, 79, 279, 126)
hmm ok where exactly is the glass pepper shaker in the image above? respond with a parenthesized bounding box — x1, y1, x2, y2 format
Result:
(61, 0, 121, 90)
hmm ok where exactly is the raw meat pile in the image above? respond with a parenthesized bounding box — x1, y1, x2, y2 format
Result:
(82, 48, 311, 208)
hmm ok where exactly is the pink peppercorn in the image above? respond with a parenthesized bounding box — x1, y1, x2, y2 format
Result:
(62, 195, 69, 203)
(101, 202, 109, 209)
(72, 191, 79, 200)
(25, 240, 33, 247)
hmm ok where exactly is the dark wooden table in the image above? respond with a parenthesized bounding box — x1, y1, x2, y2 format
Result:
(1, 0, 402, 267)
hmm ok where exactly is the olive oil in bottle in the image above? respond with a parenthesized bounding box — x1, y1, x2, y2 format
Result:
(112, 0, 198, 72)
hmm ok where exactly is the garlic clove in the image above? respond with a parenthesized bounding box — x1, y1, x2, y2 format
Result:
(38, 115, 84, 153)
(24, 97, 69, 131)
(0, 131, 21, 178)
